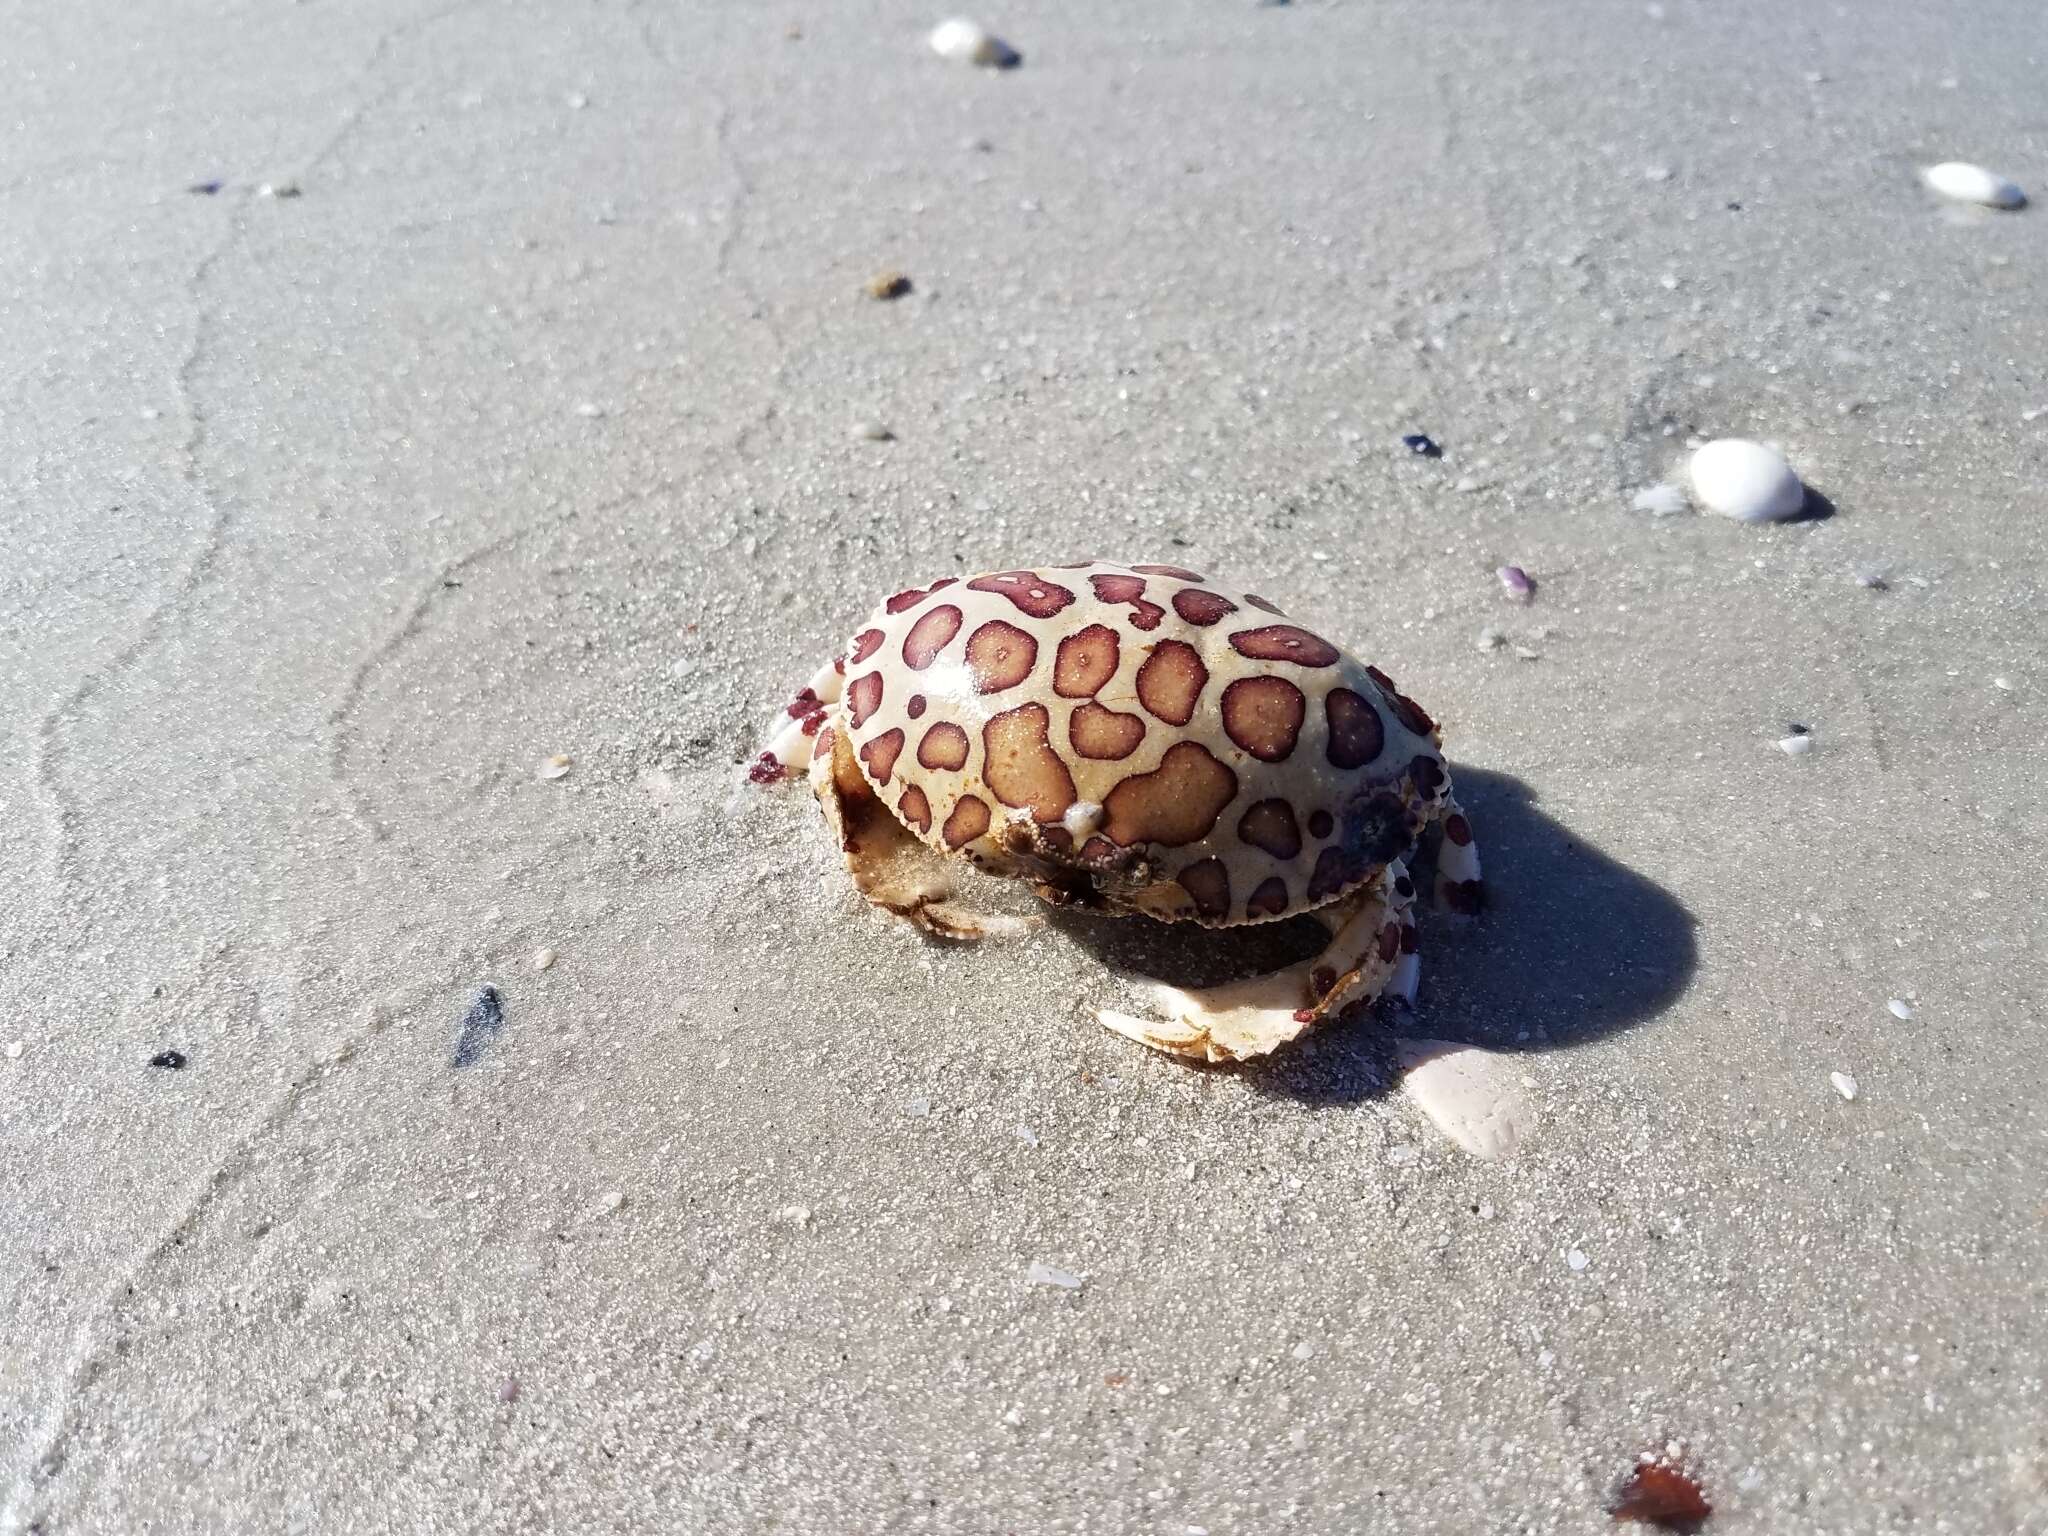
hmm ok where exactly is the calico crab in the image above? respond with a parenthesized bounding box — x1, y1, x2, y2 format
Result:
(754, 562, 1484, 1064)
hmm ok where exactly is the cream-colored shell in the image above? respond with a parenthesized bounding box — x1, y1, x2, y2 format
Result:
(835, 562, 1446, 926)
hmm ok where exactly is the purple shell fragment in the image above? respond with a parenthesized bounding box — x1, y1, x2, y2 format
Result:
(1496, 565, 1535, 602)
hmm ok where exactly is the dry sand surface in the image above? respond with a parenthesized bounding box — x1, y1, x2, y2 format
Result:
(3, 1, 2045, 1531)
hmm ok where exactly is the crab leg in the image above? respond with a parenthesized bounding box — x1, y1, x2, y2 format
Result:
(807, 713, 1028, 941)
(752, 658, 845, 783)
(1097, 860, 1420, 1064)
(1431, 792, 1484, 914)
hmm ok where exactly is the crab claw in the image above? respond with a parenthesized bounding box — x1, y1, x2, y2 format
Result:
(1431, 793, 1484, 914)
(1095, 864, 1418, 1063)
(752, 659, 845, 784)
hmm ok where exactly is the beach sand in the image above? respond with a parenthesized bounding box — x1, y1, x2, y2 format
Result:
(3, 1, 2044, 1530)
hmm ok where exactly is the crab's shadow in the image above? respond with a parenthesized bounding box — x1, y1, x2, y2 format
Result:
(1048, 767, 1697, 1104)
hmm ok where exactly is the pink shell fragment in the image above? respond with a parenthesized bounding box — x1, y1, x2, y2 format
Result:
(1496, 565, 1535, 603)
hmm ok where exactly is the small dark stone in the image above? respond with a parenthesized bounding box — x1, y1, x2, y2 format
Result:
(149, 1050, 188, 1070)
(1726, 200, 1743, 211)
(1401, 433, 1442, 458)
(1787, 722, 1810, 736)
(187, 179, 224, 196)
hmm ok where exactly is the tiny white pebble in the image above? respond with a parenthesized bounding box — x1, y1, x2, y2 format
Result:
(930, 17, 1018, 67)
(1475, 626, 1505, 652)
(1454, 476, 1481, 494)
(1644, 164, 1673, 183)
(574, 402, 605, 419)
(1291, 1341, 1315, 1361)
(1566, 1248, 1589, 1272)
(1991, 676, 2013, 691)
(531, 947, 556, 972)
(1777, 734, 1813, 756)
(906, 1096, 931, 1118)
(1476, 1202, 1495, 1220)
(1386, 1143, 1420, 1165)
(1887, 998, 1916, 1021)
(1015, 1125, 1040, 1148)
(853, 421, 894, 442)
(588, 1190, 625, 1217)
(1658, 272, 1679, 290)
(538, 754, 573, 780)
(774, 1204, 812, 1227)
(4, 1040, 22, 1060)
(566, 91, 589, 109)
(1921, 161, 2026, 210)
(1513, 646, 1540, 661)
(1831, 1071, 1859, 1102)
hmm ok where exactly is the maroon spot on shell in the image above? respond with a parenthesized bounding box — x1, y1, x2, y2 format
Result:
(1228, 625, 1340, 668)
(1400, 923, 1418, 953)
(884, 576, 957, 615)
(966, 619, 1038, 693)
(1090, 572, 1164, 631)
(943, 795, 991, 848)
(746, 752, 786, 785)
(1178, 858, 1231, 920)
(1243, 593, 1286, 615)
(898, 783, 932, 835)
(1366, 664, 1399, 695)
(1135, 640, 1207, 726)
(1132, 564, 1206, 581)
(967, 571, 1076, 620)
(1079, 836, 1120, 864)
(1377, 922, 1402, 964)
(833, 655, 846, 674)
(1307, 809, 1334, 839)
(1237, 799, 1303, 860)
(1041, 826, 1073, 853)
(1245, 876, 1290, 918)
(1393, 692, 1436, 737)
(1292, 1009, 1315, 1024)
(906, 694, 927, 720)
(1409, 754, 1445, 797)
(786, 686, 821, 720)
(800, 712, 824, 737)
(918, 722, 970, 772)
(1069, 702, 1146, 760)
(1100, 741, 1238, 849)
(982, 704, 1078, 823)
(901, 604, 963, 670)
(850, 628, 885, 663)
(846, 671, 884, 727)
(1444, 813, 1472, 847)
(1221, 676, 1305, 762)
(1443, 879, 1485, 915)
(1307, 845, 1364, 903)
(814, 727, 837, 763)
(859, 728, 905, 784)
(1053, 624, 1120, 698)
(1324, 688, 1386, 770)
(1171, 588, 1238, 627)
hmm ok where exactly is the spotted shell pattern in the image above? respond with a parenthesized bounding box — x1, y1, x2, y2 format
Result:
(835, 563, 1449, 926)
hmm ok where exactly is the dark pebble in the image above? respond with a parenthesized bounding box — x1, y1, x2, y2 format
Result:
(149, 1050, 188, 1070)
(1402, 434, 1442, 458)
(187, 180, 224, 196)
(452, 984, 506, 1068)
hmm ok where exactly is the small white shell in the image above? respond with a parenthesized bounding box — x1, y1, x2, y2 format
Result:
(1921, 162, 2026, 210)
(929, 17, 1017, 67)
(1689, 438, 1806, 522)
(1630, 481, 1690, 518)
(1830, 1070, 1859, 1102)
(1776, 734, 1813, 756)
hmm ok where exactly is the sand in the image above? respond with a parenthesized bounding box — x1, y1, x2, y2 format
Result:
(3, 1, 2045, 1531)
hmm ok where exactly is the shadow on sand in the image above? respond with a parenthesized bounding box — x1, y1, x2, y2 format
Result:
(1048, 766, 1698, 1104)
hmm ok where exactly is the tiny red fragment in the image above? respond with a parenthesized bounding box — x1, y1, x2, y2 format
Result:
(1610, 1462, 1711, 1532)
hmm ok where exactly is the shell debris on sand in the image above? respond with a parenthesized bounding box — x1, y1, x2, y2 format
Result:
(1887, 998, 1916, 1021)
(1026, 1261, 1085, 1289)
(1831, 1071, 1859, 1102)
(1776, 733, 1813, 757)
(1921, 161, 2026, 209)
(929, 18, 1019, 68)
(864, 270, 912, 301)
(537, 753, 573, 780)
(1630, 482, 1690, 518)
(1496, 565, 1535, 603)
(1689, 438, 1806, 522)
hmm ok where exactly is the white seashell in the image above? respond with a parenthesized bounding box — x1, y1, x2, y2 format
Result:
(538, 753, 573, 780)
(1921, 162, 2026, 210)
(1688, 438, 1806, 522)
(532, 947, 557, 972)
(929, 17, 1018, 67)
(1830, 1071, 1859, 1102)
(1394, 1039, 1533, 1161)
(1630, 482, 1690, 517)
(1887, 998, 1915, 1021)
(1776, 734, 1812, 756)
(1026, 1260, 1084, 1289)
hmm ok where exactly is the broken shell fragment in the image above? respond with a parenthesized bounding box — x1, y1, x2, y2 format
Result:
(1689, 438, 1806, 522)
(538, 753, 573, 780)
(1496, 565, 1535, 603)
(929, 17, 1020, 68)
(1921, 161, 2026, 209)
